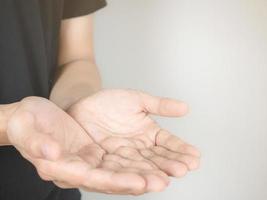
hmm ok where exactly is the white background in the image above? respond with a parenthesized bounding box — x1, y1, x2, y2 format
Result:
(82, 0, 267, 199)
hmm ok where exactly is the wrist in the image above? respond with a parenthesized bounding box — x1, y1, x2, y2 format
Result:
(0, 102, 20, 145)
(51, 87, 101, 111)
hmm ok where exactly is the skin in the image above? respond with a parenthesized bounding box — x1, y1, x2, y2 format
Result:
(50, 15, 101, 110)
(68, 89, 200, 178)
(0, 103, 19, 145)
(6, 97, 169, 195)
(0, 14, 201, 195)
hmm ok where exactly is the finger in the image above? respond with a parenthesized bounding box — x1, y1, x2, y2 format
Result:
(156, 129, 201, 157)
(99, 160, 123, 170)
(139, 92, 189, 117)
(140, 149, 188, 178)
(100, 137, 136, 153)
(118, 168, 169, 192)
(78, 143, 105, 168)
(114, 146, 146, 161)
(113, 146, 158, 169)
(35, 155, 91, 186)
(54, 181, 75, 189)
(118, 168, 169, 183)
(95, 164, 169, 193)
(151, 146, 200, 170)
(101, 156, 170, 190)
(84, 169, 147, 195)
(37, 170, 53, 181)
(36, 155, 146, 195)
(103, 154, 157, 170)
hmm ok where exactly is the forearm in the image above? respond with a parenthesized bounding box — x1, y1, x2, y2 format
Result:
(0, 103, 19, 146)
(50, 60, 102, 110)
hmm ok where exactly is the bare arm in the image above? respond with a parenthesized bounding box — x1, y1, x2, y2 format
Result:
(50, 15, 101, 110)
(0, 103, 19, 145)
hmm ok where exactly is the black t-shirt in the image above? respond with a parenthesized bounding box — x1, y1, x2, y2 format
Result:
(0, 0, 106, 199)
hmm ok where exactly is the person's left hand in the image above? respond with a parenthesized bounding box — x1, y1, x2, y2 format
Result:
(7, 97, 169, 194)
(68, 89, 200, 179)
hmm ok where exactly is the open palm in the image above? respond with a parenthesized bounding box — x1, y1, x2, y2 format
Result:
(68, 89, 201, 180)
(7, 97, 169, 195)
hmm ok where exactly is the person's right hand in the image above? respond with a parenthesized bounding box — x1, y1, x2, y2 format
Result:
(6, 97, 169, 195)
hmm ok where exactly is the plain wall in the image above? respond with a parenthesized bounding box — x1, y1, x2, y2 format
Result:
(82, 0, 267, 199)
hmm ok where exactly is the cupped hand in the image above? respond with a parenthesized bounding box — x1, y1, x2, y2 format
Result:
(6, 97, 169, 195)
(68, 89, 201, 179)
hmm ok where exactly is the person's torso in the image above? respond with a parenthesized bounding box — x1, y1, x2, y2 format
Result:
(0, 1, 80, 199)
(0, 0, 62, 103)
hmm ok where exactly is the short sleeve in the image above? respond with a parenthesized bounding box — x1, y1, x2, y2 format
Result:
(63, 0, 107, 19)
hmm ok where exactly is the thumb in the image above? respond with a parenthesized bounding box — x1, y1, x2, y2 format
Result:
(139, 92, 189, 117)
(7, 112, 61, 161)
(29, 135, 62, 161)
